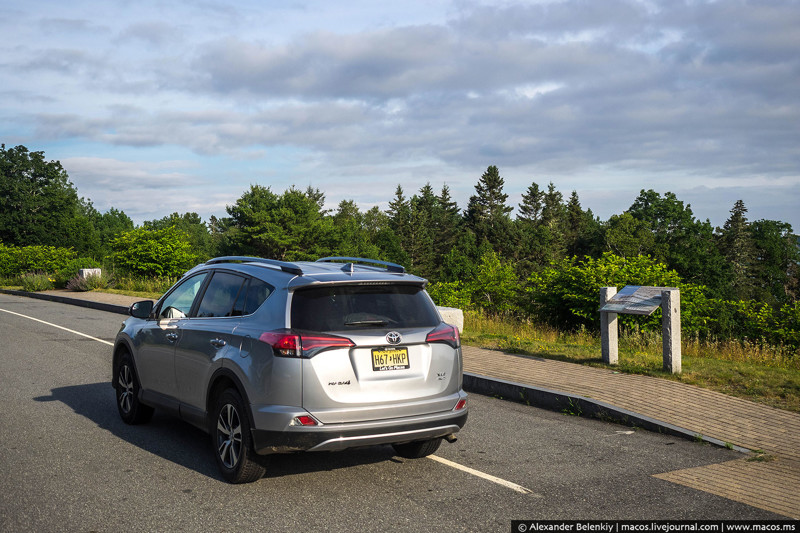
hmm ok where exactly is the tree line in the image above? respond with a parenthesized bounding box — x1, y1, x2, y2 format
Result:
(2, 144, 798, 314)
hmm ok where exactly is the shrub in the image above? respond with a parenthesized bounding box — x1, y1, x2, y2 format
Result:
(66, 272, 111, 292)
(468, 251, 520, 315)
(526, 253, 688, 331)
(21, 272, 54, 291)
(110, 226, 197, 278)
(0, 244, 77, 277)
(427, 281, 472, 309)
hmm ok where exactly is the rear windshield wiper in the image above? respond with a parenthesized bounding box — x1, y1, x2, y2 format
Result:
(344, 319, 388, 327)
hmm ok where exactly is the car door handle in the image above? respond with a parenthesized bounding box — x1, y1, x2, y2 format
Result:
(165, 332, 179, 342)
(210, 338, 227, 348)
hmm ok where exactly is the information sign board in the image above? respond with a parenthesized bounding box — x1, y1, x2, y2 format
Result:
(599, 285, 678, 316)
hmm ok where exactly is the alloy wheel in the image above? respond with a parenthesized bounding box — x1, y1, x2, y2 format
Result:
(217, 404, 243, 469)
(117, 364, 133, 414)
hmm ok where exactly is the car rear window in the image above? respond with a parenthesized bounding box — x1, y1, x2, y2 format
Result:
(291, 284, 439, 331)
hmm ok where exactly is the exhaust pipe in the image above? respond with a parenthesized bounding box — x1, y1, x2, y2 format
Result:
(444, 434, 458, 443)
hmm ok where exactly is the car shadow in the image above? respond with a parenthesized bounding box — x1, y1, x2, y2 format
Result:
(34, 382, 396, 482)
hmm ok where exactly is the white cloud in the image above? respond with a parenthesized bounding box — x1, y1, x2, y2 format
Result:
(1, 0, 798, 229)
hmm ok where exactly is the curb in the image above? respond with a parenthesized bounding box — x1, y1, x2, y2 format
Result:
(1, 288, 748, 454)
(463, 372, 752, 454)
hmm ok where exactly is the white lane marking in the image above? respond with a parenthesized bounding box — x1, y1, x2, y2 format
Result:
(428, 454, 537, 495)
(0, 308, 114, 346)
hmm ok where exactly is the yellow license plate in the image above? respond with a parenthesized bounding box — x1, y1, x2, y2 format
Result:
(371, 347, 410, 371)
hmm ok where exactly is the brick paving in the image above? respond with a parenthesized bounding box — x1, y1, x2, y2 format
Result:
(3, 289, 798, 517)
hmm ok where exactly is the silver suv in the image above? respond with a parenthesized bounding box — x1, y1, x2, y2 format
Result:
(112, 256, 468, 483)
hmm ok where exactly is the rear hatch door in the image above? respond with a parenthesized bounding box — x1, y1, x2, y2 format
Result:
(291, 284, 461, 424)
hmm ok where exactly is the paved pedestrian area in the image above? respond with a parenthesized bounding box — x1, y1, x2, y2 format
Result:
(463, 345, 800, 519)
(4, 288, 799, 518)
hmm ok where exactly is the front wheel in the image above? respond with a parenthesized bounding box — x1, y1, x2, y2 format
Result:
(115, 352, 154, 425)
(392, 438, 442, 459)
(211, 388, 266, 484)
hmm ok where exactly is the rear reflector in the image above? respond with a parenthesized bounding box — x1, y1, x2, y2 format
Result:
(454, 398, 467, 411)
(291, 415, 319, 426)
(259, 330, 354, 358)
(426, 322, 460, 348)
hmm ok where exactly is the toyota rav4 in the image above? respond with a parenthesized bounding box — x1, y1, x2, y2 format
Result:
(112, 256, 468, 483)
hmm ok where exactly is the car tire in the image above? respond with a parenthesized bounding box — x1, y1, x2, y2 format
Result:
(211, 388, 266, 484)
(115, 351, 154, 425)
(392, 438, 442, 459)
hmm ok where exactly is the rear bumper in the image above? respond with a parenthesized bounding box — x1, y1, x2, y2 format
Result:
(251, 408, 468, 455)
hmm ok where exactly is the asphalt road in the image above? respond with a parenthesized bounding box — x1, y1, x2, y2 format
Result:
(0, 293, 784, 532)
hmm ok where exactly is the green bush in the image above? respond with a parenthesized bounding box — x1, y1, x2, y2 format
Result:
(21, 272, 54, 291)
(0, 244, 77, 277)
(427, 251, 520, 314)
(526, 253, 688, 331)
(110, 226, 197, 278)
(525, 253, 800, 352)
(427, 281, 472, 309)
(469, 251, 520, 314)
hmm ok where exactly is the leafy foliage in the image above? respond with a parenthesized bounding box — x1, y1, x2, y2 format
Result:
(0, 244, 77, 277)
(20, 272, 54, 292)
(110, 227, 197, 278)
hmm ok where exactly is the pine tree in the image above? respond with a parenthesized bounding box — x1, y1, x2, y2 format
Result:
(464, 166, 515, 255)
(387, 185, 411, 243)
(719, 200, 757, 300)
(518, 182, 544, 223)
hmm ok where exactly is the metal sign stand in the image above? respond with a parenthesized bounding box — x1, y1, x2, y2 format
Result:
(599, 286, 681, 374)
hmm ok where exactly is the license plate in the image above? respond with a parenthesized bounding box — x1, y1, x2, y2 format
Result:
(371, 347, 410, 371)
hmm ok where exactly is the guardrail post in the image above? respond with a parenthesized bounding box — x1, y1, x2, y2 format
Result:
(600, 287, 618, 365)
(661, 289, 681, 374)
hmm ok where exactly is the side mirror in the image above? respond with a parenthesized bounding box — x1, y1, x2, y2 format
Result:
(129, 300, 154, 319)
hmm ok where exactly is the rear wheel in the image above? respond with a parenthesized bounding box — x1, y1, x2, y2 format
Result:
(211, 388, 266, 484)
(392, 438, 442, 459)
(115, 352, 154, 425)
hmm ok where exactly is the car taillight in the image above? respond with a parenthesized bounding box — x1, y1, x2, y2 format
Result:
(426, 323, 460, 348)
(259, 330, 355, 358)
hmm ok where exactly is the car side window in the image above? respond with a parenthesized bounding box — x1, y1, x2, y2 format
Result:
(159, 273, 208, 319)
(195, 272, 247, 318)
(231, 277, 273, 316)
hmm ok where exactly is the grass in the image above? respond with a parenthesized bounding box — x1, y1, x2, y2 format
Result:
(461, 310, 800, 413)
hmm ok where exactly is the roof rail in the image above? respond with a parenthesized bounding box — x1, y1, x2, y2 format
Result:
(205, 256, 304, 276)
(316, 256, 405, 274)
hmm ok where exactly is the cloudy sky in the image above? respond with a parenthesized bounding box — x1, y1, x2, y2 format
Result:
(2, 0, 799, 230)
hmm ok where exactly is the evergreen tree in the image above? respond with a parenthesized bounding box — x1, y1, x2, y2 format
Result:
(331, 200, 381, 258)
(464, 166, 515, 255)
(218, 185, 333, 260)
(718, 200, 757, 300)
(387, 185, 411, 243)
(518, 182, 544, 223)
(435, 184, 461, 249)
(564, 191, 600, 258)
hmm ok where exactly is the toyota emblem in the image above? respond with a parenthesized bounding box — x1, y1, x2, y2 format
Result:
(386, 331, 402, 345)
